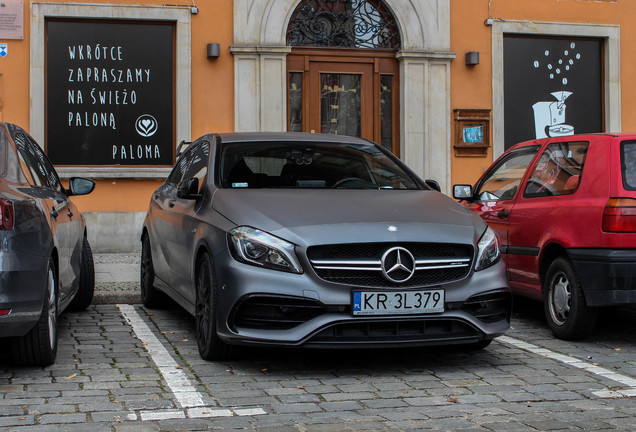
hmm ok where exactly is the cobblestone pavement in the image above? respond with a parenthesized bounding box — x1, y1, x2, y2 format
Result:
(1, 297, 635, 431)
(93, 254, 141, 305)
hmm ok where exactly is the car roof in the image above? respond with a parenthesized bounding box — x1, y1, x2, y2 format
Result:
(507, 132, 636, 150)
(213, 131, 374, 145)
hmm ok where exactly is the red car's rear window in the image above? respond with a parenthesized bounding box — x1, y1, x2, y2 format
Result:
(621, 141, 636, 191)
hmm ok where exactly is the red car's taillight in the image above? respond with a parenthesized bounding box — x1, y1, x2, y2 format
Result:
(0, 199, 14, 230)
(602, 198, 636, 232)
(0, 309, 11, 316)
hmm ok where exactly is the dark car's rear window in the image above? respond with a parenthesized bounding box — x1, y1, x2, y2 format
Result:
(220, 141, 421, 190)
(621, 141, 636, 190)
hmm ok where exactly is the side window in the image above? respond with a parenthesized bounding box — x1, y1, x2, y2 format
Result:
(524, 141, 588, 198)
(180, 141, 210, 192)
(166, 154, 188, 185)
(474, 146, 539, 201)
(13, 132, 48, 187)
(28, 137, 62, 192)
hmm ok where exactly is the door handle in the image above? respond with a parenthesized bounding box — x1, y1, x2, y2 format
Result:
(497, 210, 510, 218)
(50, 209, 58, 220)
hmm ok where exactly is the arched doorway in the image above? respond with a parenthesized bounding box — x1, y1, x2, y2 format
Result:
(231, 0, 454, 191)
(285, 0, 400, 154)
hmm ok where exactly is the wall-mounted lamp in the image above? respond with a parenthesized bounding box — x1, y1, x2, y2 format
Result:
(465, 51, 479, 66)
(207, 43, 220, 59)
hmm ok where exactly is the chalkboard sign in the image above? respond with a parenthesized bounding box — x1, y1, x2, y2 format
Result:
(46, 20, 174, 165)
(503, 36, 602, 150)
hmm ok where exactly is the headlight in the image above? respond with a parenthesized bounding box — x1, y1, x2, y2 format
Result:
(475, 227, 500, 271)
(228, 226, 303, 274)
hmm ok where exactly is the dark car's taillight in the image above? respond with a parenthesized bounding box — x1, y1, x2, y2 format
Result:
(602, 198, 636, 232)
(0, 199, 14, 230)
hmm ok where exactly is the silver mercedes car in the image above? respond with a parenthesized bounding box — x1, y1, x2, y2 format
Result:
(141, 132, 510, 360)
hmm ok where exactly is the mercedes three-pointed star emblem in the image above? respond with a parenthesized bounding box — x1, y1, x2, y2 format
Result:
(381, 247, 416, 283)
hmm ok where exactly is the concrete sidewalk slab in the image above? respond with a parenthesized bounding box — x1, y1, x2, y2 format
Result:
(93, 253, 141, 305)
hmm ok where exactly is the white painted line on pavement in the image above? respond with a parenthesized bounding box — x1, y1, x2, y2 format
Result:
(118, 304, 206, 408)
(187, 407, 234, 418)
(140, 410, 186, 421)
(497, 335, 636, 398)
(117, 304, 268, 419)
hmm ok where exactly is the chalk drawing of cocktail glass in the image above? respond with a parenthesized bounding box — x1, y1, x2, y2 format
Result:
(532, 91, 574, 139)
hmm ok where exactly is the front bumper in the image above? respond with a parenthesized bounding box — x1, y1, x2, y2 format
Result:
(214, 250, 511, 348)
(569, 248, 636, 307)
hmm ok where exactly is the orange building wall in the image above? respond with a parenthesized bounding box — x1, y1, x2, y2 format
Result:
(0, 0, 234, 213)
(3, 0, 636, 206)
(450, 0, 634, 186)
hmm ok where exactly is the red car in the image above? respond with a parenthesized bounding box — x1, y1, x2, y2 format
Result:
(453, 133, 636, 340)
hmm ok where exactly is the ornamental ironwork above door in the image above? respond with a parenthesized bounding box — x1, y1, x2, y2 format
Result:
(287, 0, 400, 49)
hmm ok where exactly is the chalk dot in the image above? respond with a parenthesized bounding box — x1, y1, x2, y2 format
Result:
(550, 74, 554, 79)
(534, 60, 539, 68)
(548, 64, 553, 70)
(562, 78, 568, 85)
(565, 66, 570, 71)
(576, 53, 581, 59)
(564, 50, 569, 56)
(569, 59, 574, 65)
(558, 59, 563, 64)
(570, 42, 576, 49)
(545, 50, 550, 56)
(556, 69, 561, 74)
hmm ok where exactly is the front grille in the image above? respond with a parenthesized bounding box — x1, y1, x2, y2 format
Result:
(307, 319, 479, 345)
(307, 242, 473, 288)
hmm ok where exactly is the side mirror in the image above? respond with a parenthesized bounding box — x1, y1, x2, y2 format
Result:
(177, 177, 201, 200)
(424, 179, 441, 192)
(453, 184, 473, 200)
(67, 177, 96, 196)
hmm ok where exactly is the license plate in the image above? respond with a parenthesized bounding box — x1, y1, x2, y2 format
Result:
(352, 289, 444, 316)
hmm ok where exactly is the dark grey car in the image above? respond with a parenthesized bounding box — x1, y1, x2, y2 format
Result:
(141, 132, 511, 360)
(0, 122, 96, 366)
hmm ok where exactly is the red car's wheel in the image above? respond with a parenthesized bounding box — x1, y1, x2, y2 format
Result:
(543, 256, 597, 340)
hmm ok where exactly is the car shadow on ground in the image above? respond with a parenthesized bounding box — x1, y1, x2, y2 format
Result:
(510, 294, 636, 345)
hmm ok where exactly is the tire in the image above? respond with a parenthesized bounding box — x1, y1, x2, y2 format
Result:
(69, 237, 95, 311)
(543, 256, 597, 340)
(11, 258, 58, 366)
(141, 233, 165, 308)
(196, 253, 233, 360)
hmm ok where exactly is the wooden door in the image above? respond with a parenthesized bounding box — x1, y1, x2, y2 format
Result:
(288, 49, 399, 155)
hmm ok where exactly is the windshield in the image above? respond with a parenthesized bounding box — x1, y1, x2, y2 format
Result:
(220, 141, 421, 190)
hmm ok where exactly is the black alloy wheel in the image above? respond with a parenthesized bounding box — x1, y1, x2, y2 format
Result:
(195, 252, 232, 360)
(543, 256, 597, 340)
(69, 237, 95, 310)
(11, 258, 59, 366)
(141, 233, 164, 308)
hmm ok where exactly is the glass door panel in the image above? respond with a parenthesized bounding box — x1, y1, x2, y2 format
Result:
(309, 61, 373, 140)
(289, 72, 303, 132)
(320, 74, 361, 136)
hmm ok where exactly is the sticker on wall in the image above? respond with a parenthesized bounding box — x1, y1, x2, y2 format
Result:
(0, 43, 7, 58)
(531, 43, 583, 139)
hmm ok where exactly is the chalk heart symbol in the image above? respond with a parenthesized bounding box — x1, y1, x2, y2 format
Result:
(140, 119, 155, 135)
(136, 115, 158, 137)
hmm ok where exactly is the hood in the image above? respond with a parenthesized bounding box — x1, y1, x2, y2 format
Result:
(212, 189, 487, 247)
